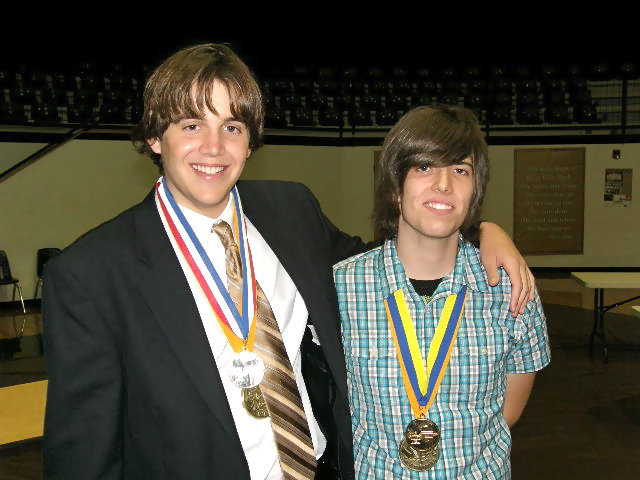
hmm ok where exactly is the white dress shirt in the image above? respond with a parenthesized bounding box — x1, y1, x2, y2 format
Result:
(168, 195, 326, 480)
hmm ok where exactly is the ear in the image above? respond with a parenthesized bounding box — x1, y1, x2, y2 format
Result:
(147, 138, 161, 155)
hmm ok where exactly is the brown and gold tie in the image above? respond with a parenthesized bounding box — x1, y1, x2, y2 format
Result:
(213, 221, 317, 480)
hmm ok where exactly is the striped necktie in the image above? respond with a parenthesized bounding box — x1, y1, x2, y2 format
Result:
(213, 221, 317, 479)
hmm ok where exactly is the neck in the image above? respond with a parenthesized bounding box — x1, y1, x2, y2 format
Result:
(396, 225, 459, 281)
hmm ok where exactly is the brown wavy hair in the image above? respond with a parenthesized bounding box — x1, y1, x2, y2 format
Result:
(373, 106, 489, 243)
(132, 43, 264, 167)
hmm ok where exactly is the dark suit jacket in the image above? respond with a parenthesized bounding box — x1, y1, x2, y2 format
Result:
(43, 181, 366, 480)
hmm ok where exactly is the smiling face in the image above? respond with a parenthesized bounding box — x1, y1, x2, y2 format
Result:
(373, 106, 489, 243)
(148, 81, 250, 218)
(398, 157, 474, 245)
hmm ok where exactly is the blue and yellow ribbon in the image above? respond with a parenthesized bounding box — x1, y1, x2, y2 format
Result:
(385, 286, 467, 418)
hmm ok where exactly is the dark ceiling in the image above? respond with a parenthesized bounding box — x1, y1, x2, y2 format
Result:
(2, 19, 637, 78)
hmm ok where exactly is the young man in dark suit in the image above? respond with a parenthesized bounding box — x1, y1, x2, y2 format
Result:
(43, 44, 534, 479)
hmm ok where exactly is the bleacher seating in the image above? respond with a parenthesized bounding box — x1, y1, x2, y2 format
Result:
(1, 61, 639, 131)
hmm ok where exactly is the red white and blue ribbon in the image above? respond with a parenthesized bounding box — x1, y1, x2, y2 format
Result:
(155, 178, 257, 352)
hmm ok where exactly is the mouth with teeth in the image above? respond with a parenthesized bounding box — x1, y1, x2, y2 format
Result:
(191, 164, 225, 175)
(425, 201, 453, 211)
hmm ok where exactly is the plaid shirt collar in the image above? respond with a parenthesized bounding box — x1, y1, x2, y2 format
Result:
(377, 235, 491, 305)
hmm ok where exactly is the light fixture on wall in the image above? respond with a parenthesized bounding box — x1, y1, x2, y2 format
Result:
(612, 149, 621, 160)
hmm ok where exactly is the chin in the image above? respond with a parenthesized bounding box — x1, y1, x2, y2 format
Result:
(423, 228, 460, 241)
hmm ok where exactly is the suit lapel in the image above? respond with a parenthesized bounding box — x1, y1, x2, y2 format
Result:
(239, 183, 348, 397)
(134, 192, 241, 443)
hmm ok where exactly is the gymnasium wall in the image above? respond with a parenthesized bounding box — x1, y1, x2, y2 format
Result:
(0, 139, 638, 301)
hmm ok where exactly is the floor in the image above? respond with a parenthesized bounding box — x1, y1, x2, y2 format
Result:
(511, 303, 640, 478)
(0, 308, 46, 480)
(1, 277, 639, 479)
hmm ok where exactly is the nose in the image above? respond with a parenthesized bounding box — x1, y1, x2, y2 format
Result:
(199, 129, 224, 156)
(432, 168, 451, 193)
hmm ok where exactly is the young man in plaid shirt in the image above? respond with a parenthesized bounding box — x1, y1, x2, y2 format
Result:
(334, 106, 550, 479)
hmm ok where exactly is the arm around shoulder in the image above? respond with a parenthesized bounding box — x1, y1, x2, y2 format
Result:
(478, 221, 535, 316)
(43, 257, 123, 479)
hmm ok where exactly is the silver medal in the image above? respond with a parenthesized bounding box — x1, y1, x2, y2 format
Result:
(228, 350, 265, 389)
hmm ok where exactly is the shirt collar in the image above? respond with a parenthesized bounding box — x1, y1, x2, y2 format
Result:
(452, 235, 491, 294)
(377, 238, 408, 296)
(178, 194, 235, 245)
(378, 235, 490, 303)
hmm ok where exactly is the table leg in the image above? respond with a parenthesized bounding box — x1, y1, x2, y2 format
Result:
(599, 289, 608, 363)
(590, 289, 597, 356)
(589, 288, 608, 363)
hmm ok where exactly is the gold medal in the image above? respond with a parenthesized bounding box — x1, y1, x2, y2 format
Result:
(398, 418, 440, 471)
(242, 386, 269, 419)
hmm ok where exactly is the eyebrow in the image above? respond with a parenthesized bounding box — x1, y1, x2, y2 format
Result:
(455, 159, 474, 170)
(175, 116, 203, 122)
(175, 115, 243, 124)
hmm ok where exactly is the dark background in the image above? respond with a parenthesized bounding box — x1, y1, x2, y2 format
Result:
(2, 16, 637, 77)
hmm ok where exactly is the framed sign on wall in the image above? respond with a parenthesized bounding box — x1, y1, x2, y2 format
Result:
(513, 148, 585, 255)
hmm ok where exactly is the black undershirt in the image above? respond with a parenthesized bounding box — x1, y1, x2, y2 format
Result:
(409, 278, 443, 300)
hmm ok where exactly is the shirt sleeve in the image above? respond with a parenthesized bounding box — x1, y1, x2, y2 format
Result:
(506, 288, 551, 374)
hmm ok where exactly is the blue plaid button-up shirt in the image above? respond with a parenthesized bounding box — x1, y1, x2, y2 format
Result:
(334, 238, 550, 479)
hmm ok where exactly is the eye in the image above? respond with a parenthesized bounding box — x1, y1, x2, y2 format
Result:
(454, 166, 472, 175)
(181, 123, 200, 133)
(416, 163, 432, 172)
(224, 124, 244, 135)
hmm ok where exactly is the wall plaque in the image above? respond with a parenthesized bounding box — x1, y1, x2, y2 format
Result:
(514, 148, 585, 255)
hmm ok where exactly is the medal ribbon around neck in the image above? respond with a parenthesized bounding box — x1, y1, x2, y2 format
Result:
(155, 178, 257, 353)
(385, 285, 467, 418)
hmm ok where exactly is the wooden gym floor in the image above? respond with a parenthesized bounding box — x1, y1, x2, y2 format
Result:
(0, 276, 639, 479)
